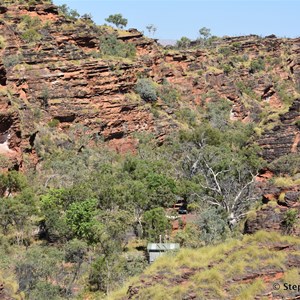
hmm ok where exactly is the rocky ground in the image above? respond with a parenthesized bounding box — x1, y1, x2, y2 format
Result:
(0, 2, 299, 298)
(111, 231, 300, 300)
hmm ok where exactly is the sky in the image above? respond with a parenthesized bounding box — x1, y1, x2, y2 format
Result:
(53, 0, 300, 40)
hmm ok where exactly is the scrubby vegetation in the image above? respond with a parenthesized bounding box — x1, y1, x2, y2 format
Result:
(111, 231, 300, 300)
(0, 2, 299, 300)
(0, 93, 266, 299)
(99, 33, 136, 58)
(135, 78, 158, 102)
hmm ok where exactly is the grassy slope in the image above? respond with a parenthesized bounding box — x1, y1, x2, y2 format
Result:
(110, 231, 300, 300)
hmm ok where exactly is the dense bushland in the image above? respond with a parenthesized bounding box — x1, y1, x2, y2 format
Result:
(0, 95, 265, 299)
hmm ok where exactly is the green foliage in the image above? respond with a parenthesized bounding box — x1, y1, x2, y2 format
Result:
(176, 107, 197, 126)
(19, 15, 41, 29)
(65, 239, 87, 263)
(2, 54, 23, 68)
(40, 86, 49, 108)
(146, 24, 157, 36)
(21, 28, 42, 42)
(0, 270, 24, 300)
(282, 209, 298, 233)
(124, 254, 147, 277)
(89, 253, 125, 293)
(218, 46, 231, 57)
(249, 57, 265, 73)
(197, 207, 228, 245)
(179, 117, 262, 231)
(99, 33, 136, 58)
(222, 63, 232, 75)
(275, 81, 294, 105)
(273, 176, 300, 187)
(269, 153, 300, 176)
(232, 42, 241, 49)
(205, 98, 232, 129)
(235, 81, 257, 98)
(57, 4, 80, 20)
(0, 73, 268, 298)
(15, 246, 64, 299)
(174, 224, 202, 248)
(66, 199, 98, 240)
(48, 119, 59, 128)
(135, 78, 158, 102)
(40, 189, 72, 241)
(0, 171, 27, 197)
(143, 207, 170, 242)
(18, 15, 42, 42)
(176, 36, 191, 49)
(105, 13, 128, 29)
(111, 231, 300, 299)
(199, 27, 211, 40)
(158, 82, 181, 106)
(28, 282, 61, 300)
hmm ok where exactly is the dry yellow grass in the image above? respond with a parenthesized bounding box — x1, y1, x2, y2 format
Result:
(109, 231, 300, 300)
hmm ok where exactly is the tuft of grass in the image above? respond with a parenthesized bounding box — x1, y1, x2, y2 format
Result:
(245, 230, 281, 244)
(192, 268, 224, 287)
(282, 268, 300, 285)
(0, 35, 6, 49)
(274, 176, 300, 187)
(235, 279, 265, 300)
(224, 258, 248, 277)
(138, 283, 175, 300)
(110, 231, 300, 300)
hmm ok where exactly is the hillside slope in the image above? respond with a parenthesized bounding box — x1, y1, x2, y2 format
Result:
(111, 231, 300, 300)
(0, 2, 299, 299)
(0, 1, 299, 170)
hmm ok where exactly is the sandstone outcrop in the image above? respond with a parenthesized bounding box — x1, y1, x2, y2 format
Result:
(0, 3, 299, 237)
(0, 3, 299, 171)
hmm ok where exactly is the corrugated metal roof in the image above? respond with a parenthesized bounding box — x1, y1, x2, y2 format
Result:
(147, 243, 180, 251)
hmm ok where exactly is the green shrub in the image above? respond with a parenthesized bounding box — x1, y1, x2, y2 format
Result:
(232, 42, 241, 49)
(175, 107, 197, 126)
(235, 81, 257, 98)
(197, 207, 228, 245)
(2, 54, 23, 68)
(175, 36, 191, 49)
(20, 15, 41, 29)
(249, 58, 265, 73)
(40, 86, 49, 108)
(275, 82, 294, 105)
(21, 29, 42, 42)
(218, 46, 231, 57)
(99, 34, 136, 58)
(135, 78, 157, 102)
(222, 63, 232, 75)
(48, 119, 59, 128)
(269, 153, 300, 176)
(143, 207, 170, 242)
(282, 209, 298, 233)
(57, 4, 80, 20)
(124, 254, 147, 277)
(158, 83, 181, 106)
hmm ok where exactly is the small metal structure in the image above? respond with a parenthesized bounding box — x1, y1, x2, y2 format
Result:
(147, 243, 180, 263)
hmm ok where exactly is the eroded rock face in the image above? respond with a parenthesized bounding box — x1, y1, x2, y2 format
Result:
(0, 2, 299, 175)
(258, 99, 300, 162)
(0, 3, 161, 167)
